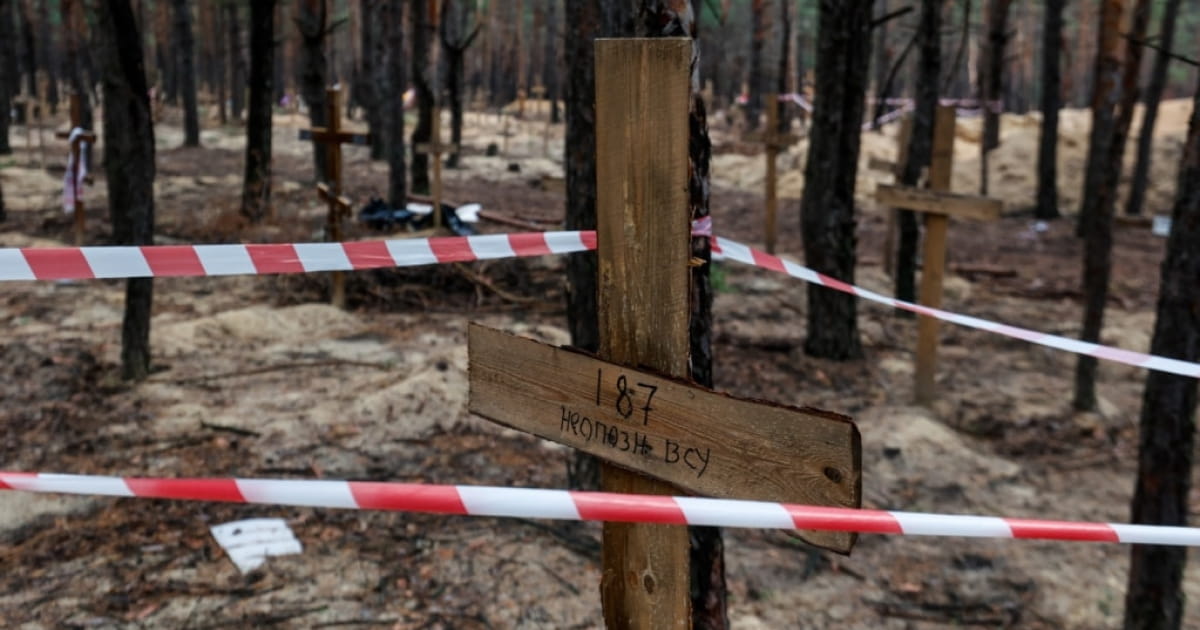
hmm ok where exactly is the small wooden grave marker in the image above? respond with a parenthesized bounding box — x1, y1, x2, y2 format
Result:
(746, 93, 798, 254)
(55, 93, 95, 246)
(468, 39, 861, 627)
(302, 85, 371, 308)
(414, 110, 458, 232)
(874, 105, 1002, 405)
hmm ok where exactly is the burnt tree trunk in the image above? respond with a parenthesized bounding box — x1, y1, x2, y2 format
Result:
(543, 0, 559, 124)
(894, 0, 940, 305)
(96, 0, 156, 381)
(1125, 0, 1182, 217)
(62, 0, 93, 164)
(0, 0, 13, 155)
(174, 0, 200, 146)
(296, 0, 329, 181)
(1035, 0, 1065, 220)
(746, 0, 765, 131)
(800, 0, 870, 360)
(240, 0, 277, 223)
(358, 0, 385, 160)
(215, 4, 226, 124)
(775, 0, 791, 133)
(1074, 0, 1144, 411)
(228, 2, 245, 120)
(384, 0, 405, 207)
(563, 0, 603, 494)
(979, 0, 1011, 196)
(871, 0, 888, 130)
(409, 0, 432, 195)
(441, 0, 477, 169)
(1122, 74, 1200, 630)
(18, 0, 34, 98)
(37, 0, 57, 113)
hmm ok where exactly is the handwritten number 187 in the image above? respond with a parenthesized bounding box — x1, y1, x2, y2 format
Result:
(596, 369, 658, 425)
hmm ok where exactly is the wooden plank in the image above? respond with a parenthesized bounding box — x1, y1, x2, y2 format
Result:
(299, 127, 371, 145)
(875, 184, 1002, 222)
(468, 324, 861, 548)
(594, 37, 692, 629)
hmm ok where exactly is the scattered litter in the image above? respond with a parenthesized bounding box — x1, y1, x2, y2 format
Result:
(357, 198, 478, 236)
(209, 518, 302, 573)
(1153, 215, 1172, 237)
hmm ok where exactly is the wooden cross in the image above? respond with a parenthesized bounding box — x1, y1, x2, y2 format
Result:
(414, 110, 458, 232)
(55, 93, 95, 246)
(302, 85, 371, 308)
(531, 84, 550, 156)
(746, 93, 799, 254)
(468, 39, 861, 627)
(874, 105, 1002, 405)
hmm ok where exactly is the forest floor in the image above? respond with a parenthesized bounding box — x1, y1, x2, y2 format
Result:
(0, 99, 1198, 629)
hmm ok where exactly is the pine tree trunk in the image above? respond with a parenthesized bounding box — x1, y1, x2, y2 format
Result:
(96, 0, 156, 381)
(1035, 0, 1065, 220)
(358, 0, 384, 160)
(409, 0, 432, 195)
(18, 0, 34, 98)
(543, 0, 559, 124)
(228, 2, 245, 120)
(775, 0, 791, 133)
(800, 0, 869, 360)
(297, 0, 329, 181)
(1074, 0, 1145, 411)
(1122, 79, 1200, 630)
(1125, 0, 1182, 217)
(62, 0, 93, 165)
(175, 0, 200, 146)
(979, 0, 1011, 196)
(894, 0, 940, 305)
(240, 0, 276, 223)
(871, 0, 889, 130)
(384, 0, 405, 208)
(215, 3, 226, 124)
(37, 0, 56, 113)
(0, 0, 13, 155)
(746, 0, 766, 131)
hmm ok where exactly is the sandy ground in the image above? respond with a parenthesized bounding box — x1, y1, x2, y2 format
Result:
(0, 98, 1197, 628)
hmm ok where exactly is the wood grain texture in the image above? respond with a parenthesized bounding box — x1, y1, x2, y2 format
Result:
(875, 185, 1002, 222)
(915, 105, 959, 404)
(468, 324, 861, 549)
(595, 38, 692, 630)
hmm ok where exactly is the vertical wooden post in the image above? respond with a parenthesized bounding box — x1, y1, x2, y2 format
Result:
(595, 38, 693, 629)
(914, 104, 957, 405)
(36, 74, 47, 167)
(431, 108, 444, 230)
(325, 86, 346, 308)
(764, 93, 779, 254)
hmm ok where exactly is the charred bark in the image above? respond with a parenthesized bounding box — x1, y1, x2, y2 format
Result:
(296, 0, 329, 181)
(228, 2, 245, 120)
(979, 0, 1011, 195)
(1074, 0, 1145, 411)
(800, 0, 870, 360)
(543, 0, 559, 124)
(893, 0, 940, 305)
(0, 0, 13, 155)
(17, 0, 34, 98)
(1125, 0, 1182, 217)
(746, 0, 766, 131)
(409, 0, 432, 195)
(174, 0, 200, 146)
(775, 0, 791, 133)
(441, 0, 478, 169)
(1122, 78, 1200, 630)
(240, 0, 277, 223)
(96, 0, 156, 380)
(1035, 0, 1065, 220)
(384, 0, 405, 208)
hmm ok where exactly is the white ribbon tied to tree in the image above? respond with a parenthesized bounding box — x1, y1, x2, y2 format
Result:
(61, 127, 90, 216)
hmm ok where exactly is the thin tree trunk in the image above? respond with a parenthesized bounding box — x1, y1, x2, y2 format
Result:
(297, 0, 329, 181)
(37, 0, 57, 113)
(18, 0, 34, 98)
(409, 0, 432, 195)
(175, 0, 200, 146)
(384, 0, 405, 207)
(1035, 0, 1065, 220)
(1125, 0, 1182, 217)
(801, 0, 870, 360)
(979, 0, 1012, 196)
(1074, 0, 1145, 411)
(0, 0, 13, 155)
(215, 3, 226, 124)
(96, 0, 156, 381)
(442, 0, 476, 169)
(871, 0, 889, 130)
(894, 0, 940, 305)
(228, 2, 245, 120)
(62, 0, 93, 165)
(544, 0, 559, 124)
(746, 0, 766, 131)
(240, 0, 276, 222)
(358, 0, 384, 160)
(775, 0, 791, 133)
(1122, 73, 1200, 630)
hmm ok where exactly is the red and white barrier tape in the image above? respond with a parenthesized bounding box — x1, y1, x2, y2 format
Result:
(2, 472, 1197, 546)
(709, 240, 1200, 379)
(2, 231, 1197, 378)
(0, 231, 595, 281)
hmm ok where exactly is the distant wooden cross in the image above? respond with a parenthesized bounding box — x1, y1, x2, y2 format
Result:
(874, 105, 1002, 405)
(415, 110, 458, 232)
(55, 93, 95, 246)
(531, 84, 550, 156)
(468, 39, 861, 627)
(746, 93, 799, 254)
(301, 85, 371, 308)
